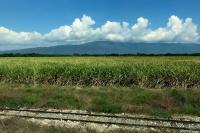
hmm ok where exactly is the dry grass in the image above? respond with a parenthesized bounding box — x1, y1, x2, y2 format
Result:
(0, 117, 175, 133)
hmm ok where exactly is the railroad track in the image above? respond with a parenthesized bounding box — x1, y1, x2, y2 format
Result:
(0, 108, 200, 131)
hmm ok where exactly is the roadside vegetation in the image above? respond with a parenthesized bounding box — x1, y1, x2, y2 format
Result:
(0, 83, 200, 117)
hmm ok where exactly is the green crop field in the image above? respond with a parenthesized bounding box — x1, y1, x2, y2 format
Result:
(0, 56, 200, 88)
(0, 56, 200, 117)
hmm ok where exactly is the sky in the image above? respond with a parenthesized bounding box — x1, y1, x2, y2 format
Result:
(0, 0, 200, 50)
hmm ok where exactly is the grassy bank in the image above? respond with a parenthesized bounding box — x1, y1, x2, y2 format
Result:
(0, 56, 200, 88)
(0, 83, 200, 117)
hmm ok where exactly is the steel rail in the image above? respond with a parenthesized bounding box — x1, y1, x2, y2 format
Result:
(0, 108, 200, 131)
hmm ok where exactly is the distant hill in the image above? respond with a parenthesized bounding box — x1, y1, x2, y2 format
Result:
(1, 41, 200, 55)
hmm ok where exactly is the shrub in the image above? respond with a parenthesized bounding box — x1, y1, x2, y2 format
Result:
(148, 108, 172, 118)
(90, 97, 123, 113)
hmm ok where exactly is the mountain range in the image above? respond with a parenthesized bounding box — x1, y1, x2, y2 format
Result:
(1, 41, 200, 55)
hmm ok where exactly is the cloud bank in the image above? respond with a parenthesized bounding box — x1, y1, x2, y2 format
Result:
(0, 15, 199, 50)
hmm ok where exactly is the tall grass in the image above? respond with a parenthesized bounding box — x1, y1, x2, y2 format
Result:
(0, 56, 200, 88)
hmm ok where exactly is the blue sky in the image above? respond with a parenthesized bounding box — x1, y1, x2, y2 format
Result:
(0, 0, 199, 50)
(0, 0, 199, 32)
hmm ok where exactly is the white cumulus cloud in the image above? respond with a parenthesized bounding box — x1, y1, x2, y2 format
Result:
(0, 15, 199, 50)
(0, 27, 42, 45)
(143, 15, 199, 43)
